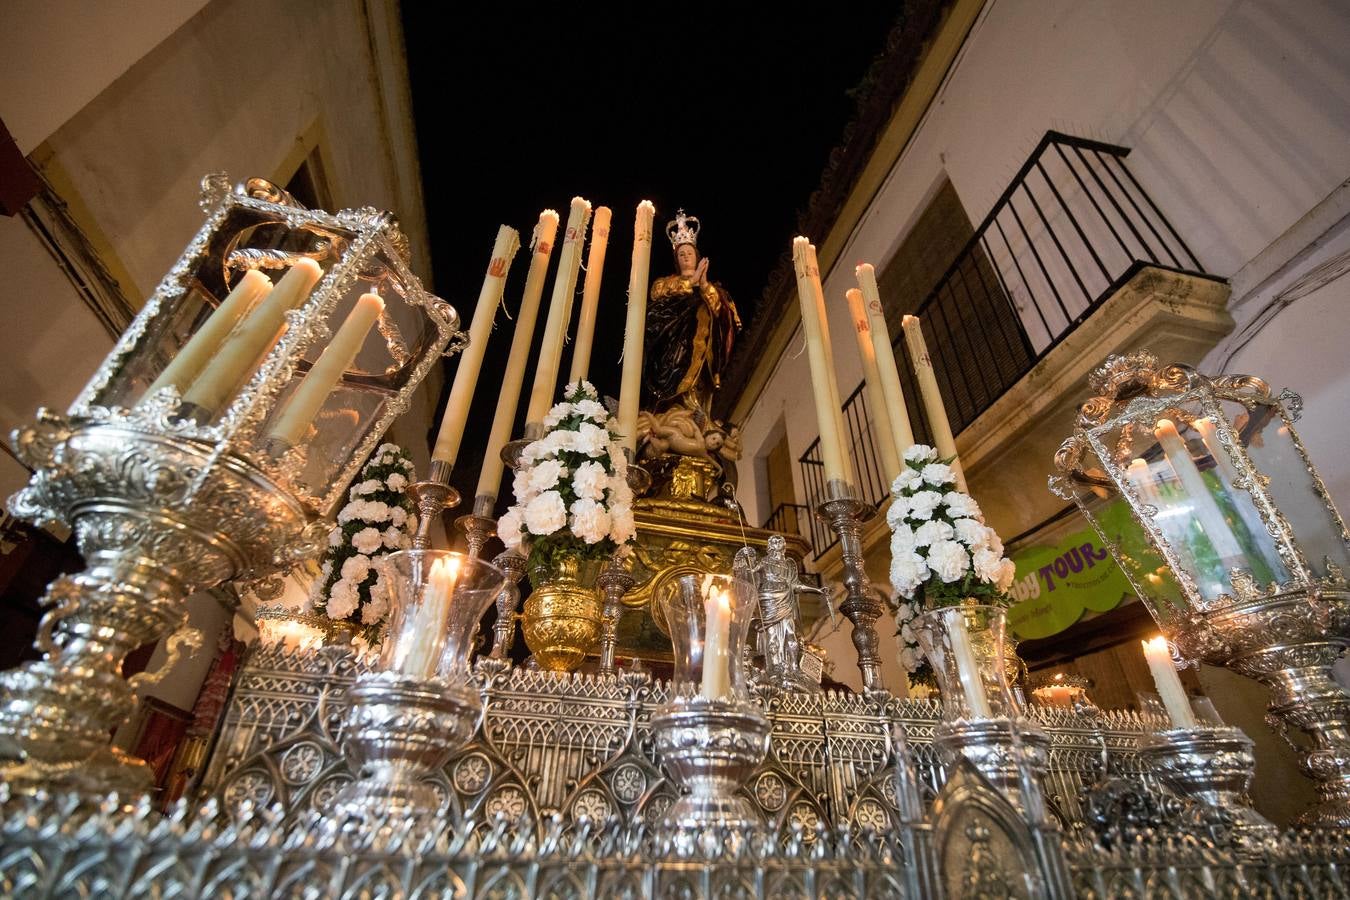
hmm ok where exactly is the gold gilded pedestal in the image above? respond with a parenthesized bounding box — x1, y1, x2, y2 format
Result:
(613, 453, 810, 663)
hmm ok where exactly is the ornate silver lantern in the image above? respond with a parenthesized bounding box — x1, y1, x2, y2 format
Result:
(1052, 350, 1350, 825)
(1, 174, 460, 795)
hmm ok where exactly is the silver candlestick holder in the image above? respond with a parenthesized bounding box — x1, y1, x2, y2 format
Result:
(651, 700, 771, 830)
(407, 460, 460, 551)
(1136, 725, 1278, 843)
(335, 674, 479, 822)
(596, 551, 634, 676)
(488, 549, 528, 661)
(815, 480, 884, 691)
(934, 717, 1052, 811)
(455, 514, 497, 559)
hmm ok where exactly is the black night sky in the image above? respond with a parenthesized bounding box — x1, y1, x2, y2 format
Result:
(402, 5, 901, 510)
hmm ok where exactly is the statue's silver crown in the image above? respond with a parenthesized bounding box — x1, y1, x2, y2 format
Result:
(665, 209, 700, 248)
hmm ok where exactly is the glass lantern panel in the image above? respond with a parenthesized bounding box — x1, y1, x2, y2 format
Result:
(91, 205, 328, 411)
(1235, 399, 1350, 581)
(1103, 402, 1289, 606)
(1069, 470, 1186, 627)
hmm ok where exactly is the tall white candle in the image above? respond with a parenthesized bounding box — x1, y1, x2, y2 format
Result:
(266, 292, 384, 447)
(1154, 419, 1244, 562)
(567, 206, 612, 385)
(944, 608, 993, 718)
(844, 287, 902, 484)
(1142, 636, 1197, 727)
(525, 197, 591, 431)
(142, 269, 273, 403)
(901, 314, 968, 492)
(397, 556, 460, 680)
(182, 258, 323, 416)
(1194, 416, 1281, 571)
(618, 201, 655, 454)
(855, 263, 916, 457)
(791, 237, 853, 486)
(431, 225, 521, 468)
(473, 211, 560, 510)
(700, 587, 732, 700)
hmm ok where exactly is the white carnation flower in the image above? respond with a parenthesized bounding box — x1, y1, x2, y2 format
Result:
(914, 520, 954, 548)
(389, 506, 408, 528)
(573, 398, 607, 422)
(607, 473, 634, 507)
(569, 498, 612, 544)
(386, 473, 408, 491)
(997, 558, 1017, 592)
(327, 579, 359, 620)
(891, 467, 923, 494)
(921, 462, 956, 487)
(904, 444, 937, 464)
(512, 467, 535, 502)
(351, 527, 383, 554)
(894, 600, 917, 622)
(360, 595, 388, 625)
(943, 491, 982, 520)
(336, 504, 360, 525)
(377, 442, 399, 454)
(497, 507, 525, 549)
(953, 518, 991, 548)
(885, 497, 910, 529)
(523, 491, 567, 535)
(972, 546, 1004, 584)
(563, 380, 581, 397)
(543, 429, 577, 455)
(573, 460, 608, 501)
(528, 459, 567, 493)
(543, 402, 575, 428)
(907, 491, 943, 521)
(898, 646, 921, 674)
(328, 526, 344, 548)
(609, 505, 636, 544)
(340, 554, 372, 583)
(574, 422, 608, 457)
(320, 559, 333, 578)
(927, 540, 971, 583)
(889, 549, 929, 599)
(382, 526, 403, 549)
(890, 524, 917, 554)
(353, 478, 381, 496)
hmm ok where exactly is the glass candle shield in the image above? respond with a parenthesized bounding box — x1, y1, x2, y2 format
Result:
(71, 174, 458, 517)
(658, 573, 756, 703)
(378, 551, 506, 685)
(913, 605, 1019, 722)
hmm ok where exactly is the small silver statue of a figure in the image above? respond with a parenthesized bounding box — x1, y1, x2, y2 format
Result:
(737, 536, 824, 693)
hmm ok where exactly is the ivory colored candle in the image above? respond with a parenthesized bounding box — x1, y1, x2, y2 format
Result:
(524, 197, 591, 431)
(431, 225, 521, 468)
(700, 587, 733, 700)
(791, 237, 852, 486)
(397, 556, 460, 680)
(855, 263, 915, 456)
(567, 206, 612, 385)
(266, 292, 384, 447)
(844, 287, 902, 484)
(1142, 636, 1197, 727)
(901, 314, 967, 491)
(944, 608, 993, 718)
(473, 211, 559, 510)
(142, 269, 272, 402)
(617, 201, 656, 453)
(182, 258, 323, 416)
(1155, 418, 1244, 562)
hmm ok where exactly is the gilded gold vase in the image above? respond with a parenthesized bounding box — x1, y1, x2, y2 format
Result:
(522, 555, 603, 672)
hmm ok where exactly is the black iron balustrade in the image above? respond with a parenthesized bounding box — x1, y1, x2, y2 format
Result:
(795, 131, 1215, 560)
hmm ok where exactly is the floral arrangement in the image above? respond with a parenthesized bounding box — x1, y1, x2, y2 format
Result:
(886, 444, 1016, 682)
(498, 381, 636, 570)
(309, 443, 417, 641)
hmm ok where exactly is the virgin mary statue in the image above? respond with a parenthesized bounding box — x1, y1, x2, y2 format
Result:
(641, 209, 741, 418)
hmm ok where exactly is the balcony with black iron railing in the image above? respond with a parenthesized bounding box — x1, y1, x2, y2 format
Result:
(774, 131, 1215, 560)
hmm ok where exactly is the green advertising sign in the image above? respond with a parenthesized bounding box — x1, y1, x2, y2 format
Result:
(1006, 506, 1137, 640)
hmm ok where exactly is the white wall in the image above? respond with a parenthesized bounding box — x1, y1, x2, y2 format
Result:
(741, 0, 1350, 528)
(0, 0, 210, 153)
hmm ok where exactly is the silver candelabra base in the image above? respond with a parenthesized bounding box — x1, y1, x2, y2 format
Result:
(1137, 725, 1278, 843)
(816, 482, 884, 692)
(335, 673, 480, 823)
(651, 700, 771, 831)
(1, 419, 316, 795)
